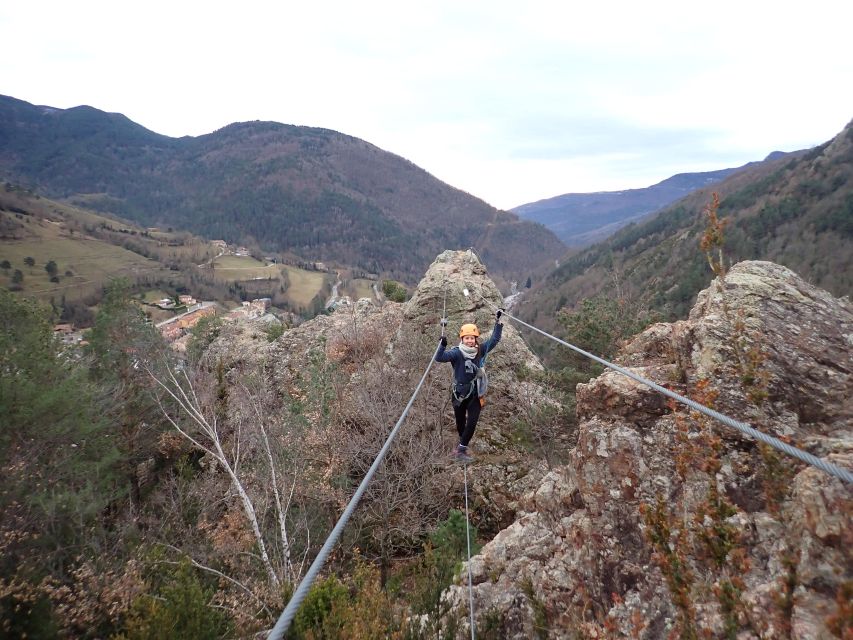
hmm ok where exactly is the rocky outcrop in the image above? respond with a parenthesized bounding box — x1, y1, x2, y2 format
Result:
(444, 261, 852, 639)
(205, 249, 557, 533)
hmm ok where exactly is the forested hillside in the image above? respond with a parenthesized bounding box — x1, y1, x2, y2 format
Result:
(0, 95, 564, 283)
(513, 165, 744, 246)
(516, 119, 853, 343)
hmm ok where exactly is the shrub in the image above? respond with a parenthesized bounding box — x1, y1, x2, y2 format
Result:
(116, 560, 231, 640)
(265, 322, 285, 342)
(406, 508, 481, 637)
(289, 560, 401, 639)
(381, 280, 407, 303)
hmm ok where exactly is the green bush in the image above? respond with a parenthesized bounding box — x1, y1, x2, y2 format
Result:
(265, 321, 285, 342)
(290, 575, 349, 637)
(287, 560, 400, 639)
(409, 509, 480, 623)
(381, 280, 408, 303)
(116, 560, 231, 640)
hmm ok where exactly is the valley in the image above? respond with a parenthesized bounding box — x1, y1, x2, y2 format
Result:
(1, 92, 851, 640)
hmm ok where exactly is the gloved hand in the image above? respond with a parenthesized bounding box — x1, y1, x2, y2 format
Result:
(439, 336, 448, 348)
(496, 308, 504, 324)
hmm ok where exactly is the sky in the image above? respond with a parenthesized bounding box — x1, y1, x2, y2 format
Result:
(2, 1, 852, 210)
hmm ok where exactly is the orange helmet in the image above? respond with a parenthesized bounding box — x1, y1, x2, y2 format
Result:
(459, 323, 480, 338)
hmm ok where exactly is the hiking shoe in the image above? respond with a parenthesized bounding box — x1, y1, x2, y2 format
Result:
(454, 444, 473, 463)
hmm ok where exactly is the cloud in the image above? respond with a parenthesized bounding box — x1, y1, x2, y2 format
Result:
(1, 0, 852, 209)
(501, 116, 723, 159)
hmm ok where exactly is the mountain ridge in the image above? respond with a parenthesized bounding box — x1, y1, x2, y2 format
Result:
(513, 165, 759, 246)
(0, 94, 564, 283)
(515, 118, 853, 349)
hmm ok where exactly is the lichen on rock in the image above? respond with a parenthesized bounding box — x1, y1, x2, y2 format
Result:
(442, 260, 852, 639)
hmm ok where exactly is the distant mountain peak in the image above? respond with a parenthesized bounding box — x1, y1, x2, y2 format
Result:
(513, 165, 750, 247)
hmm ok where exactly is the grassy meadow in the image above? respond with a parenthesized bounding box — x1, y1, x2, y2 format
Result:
(210, 255, 332, 308)
(140, 289, 173, 303)
(345, 278, 376, 301)
(211, 255, 279, 279)
(0, 210, 166, 304)
(282, 265, 330, 307)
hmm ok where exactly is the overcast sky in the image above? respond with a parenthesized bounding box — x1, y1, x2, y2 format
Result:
(2, 1, 851, 209)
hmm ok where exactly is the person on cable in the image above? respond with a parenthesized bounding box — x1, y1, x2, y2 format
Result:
(436, 309, 503, 462)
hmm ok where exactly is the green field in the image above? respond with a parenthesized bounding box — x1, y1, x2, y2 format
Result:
(347, 278, 376, 300)
(282, 266, 330, 307)
(140, 290, 173, 303)
(210, 256, 331, 308)
(211, 255, 278, 278)
(0, 211, 164, 303)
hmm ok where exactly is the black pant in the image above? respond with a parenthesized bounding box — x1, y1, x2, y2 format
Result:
(453, 394, 481, 447)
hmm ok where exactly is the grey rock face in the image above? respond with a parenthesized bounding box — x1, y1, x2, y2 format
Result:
(443, 261, 852, 639)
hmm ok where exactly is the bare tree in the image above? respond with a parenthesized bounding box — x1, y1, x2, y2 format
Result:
(328, 319, 452, 585)
(147, 359, 311, 597)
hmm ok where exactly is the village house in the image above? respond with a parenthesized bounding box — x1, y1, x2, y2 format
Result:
(225, 298, 272, 321)
(53, 323, 86, 345)
(178, 294, 196, 305)
(156, 305, 217, 345)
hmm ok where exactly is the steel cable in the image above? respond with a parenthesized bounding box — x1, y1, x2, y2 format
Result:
(266, 341, 442, 639)
(496, 306, 852, 484)
(463, 463, 476, 640)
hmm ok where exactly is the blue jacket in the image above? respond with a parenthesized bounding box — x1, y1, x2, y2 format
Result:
(435, 323, 503, 391)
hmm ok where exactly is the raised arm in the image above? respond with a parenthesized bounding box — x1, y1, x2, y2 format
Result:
(482, 317, 503, 356)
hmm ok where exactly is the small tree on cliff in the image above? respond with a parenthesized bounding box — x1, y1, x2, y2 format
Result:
(382, 279, 408, 302)
(146, 355, 314, 625)
(88, 279, 169, 507)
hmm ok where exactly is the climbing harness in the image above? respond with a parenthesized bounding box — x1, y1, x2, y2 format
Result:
(452, 378, 478, 407)
(446, 340, 493, 409)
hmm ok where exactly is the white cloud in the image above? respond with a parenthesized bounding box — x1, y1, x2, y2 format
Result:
(1, 0, 851, 209)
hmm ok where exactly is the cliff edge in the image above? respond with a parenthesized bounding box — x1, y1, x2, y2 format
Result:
(444, 261, 852, 639)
